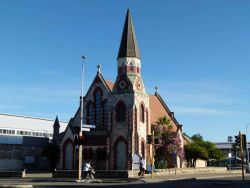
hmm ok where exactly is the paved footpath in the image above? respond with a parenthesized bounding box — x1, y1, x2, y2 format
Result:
(0, 172, 249, 187)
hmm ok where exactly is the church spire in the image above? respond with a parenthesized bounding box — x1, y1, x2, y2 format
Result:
(117, 9, 140, 60)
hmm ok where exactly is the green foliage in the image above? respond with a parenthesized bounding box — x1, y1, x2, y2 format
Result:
(152, 116, 184, 168)
(184, 133, 223, 167)
(191, 134, 203, 142)
(156, 160, 168, 169)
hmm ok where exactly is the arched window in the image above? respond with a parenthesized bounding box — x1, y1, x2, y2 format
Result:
(103, 100, 108, 127)
(115, 101, 126, 122)
(141, 141, 145, 159)
(140, 104, 145, 123)
(87, 102, 94, 125)
(94, 89, 102, 127)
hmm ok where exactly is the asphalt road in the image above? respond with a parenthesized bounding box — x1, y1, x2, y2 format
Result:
(0, 173, 250, 188)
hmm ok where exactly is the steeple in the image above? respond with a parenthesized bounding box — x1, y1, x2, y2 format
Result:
(117, 9, 140, 60)
(53, 116, 60, 143)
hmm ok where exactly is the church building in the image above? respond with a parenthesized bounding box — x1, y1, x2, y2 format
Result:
(56, 10, 184, 171)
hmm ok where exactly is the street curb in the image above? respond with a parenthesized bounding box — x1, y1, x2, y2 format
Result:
(0, 185, 33, 188)
(139, 177, 196, 183)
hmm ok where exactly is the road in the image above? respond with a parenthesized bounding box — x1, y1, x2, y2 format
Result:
(0, 173, 249, 188)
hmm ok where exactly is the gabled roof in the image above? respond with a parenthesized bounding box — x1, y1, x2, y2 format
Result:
(117, 9, 140, 60)
(85, 73, 113, 97)
(149, 92, 182, 131)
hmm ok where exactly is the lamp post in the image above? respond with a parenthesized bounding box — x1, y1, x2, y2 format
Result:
(227, 136, 232, 169)
(77, 55, 87, 182)
(246, 123, 250, 171)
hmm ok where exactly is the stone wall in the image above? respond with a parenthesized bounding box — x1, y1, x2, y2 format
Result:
(0, 144, 49, 171)
(53, 167, 235, 178)
(0, 170, 25, 178)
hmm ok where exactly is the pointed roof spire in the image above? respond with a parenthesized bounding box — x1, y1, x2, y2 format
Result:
(117, 9, 140, 60)
(53, 116, 60, 128)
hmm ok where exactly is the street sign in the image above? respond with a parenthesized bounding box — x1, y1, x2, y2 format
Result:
(82, 127, 90, 132)
(82, 124, 96, 129)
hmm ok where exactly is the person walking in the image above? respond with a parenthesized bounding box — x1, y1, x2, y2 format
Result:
(138, 157, 146, 178)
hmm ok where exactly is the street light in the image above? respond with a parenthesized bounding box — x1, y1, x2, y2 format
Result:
(77, 55, 87, 182)
(227, 136, 232, 169)
(246, 123, 250, 171)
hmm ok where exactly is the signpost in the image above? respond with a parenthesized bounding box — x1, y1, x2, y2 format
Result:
(82, 124, 96, 129)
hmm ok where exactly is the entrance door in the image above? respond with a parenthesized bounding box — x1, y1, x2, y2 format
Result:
(65, 143, 73, 170)
(116, 140, 126, 170)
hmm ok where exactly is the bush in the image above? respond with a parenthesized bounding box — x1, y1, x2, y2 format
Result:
(157, 160, 168, 169)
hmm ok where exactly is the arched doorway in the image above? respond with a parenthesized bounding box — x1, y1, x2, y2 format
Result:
(115, 139, 127, 170)
(64, 142, 73, 170)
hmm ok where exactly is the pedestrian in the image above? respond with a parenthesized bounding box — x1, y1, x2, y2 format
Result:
(84, 161, 95, 179)
(138, 157, 146, 178)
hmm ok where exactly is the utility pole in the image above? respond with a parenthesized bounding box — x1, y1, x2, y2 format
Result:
(77, 55, 86, 182)
(246, 123, 250, 172)
(227, 136, 232, 169)
(151, 131, 154, 179)
(240, 132, 245, 181)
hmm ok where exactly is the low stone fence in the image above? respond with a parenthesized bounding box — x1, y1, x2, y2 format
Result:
(53, 167, 235, 178)
(155, 167, 228, 176)
(0, 170, 25, 178)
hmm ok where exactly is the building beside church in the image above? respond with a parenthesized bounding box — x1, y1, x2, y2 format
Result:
(0, 114, 67, 171)
(56, 10, 185, 170)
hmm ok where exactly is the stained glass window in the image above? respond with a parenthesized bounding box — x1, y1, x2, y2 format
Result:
(116, 101, 126, 122)
(95, 89, 102, 127)
(140, 104, 144, 123)
(103, 100, 108, 127)
(87, 102, 94, 125)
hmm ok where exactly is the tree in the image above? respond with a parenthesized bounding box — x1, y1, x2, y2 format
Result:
(184, 134, 223, 167)
(152, 116, 184, 168)
(184, 142, 208, 167)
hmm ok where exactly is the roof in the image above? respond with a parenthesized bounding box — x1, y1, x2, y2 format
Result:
(149, 93, 181, 131)
(105, 80, 114, 91)
(53, 116, 60, 128)
(85, 73, 113, 97)
(117, 9, 140, 60)
(0, 113, 67, 133)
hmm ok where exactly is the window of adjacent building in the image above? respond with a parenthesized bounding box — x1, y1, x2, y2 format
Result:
(140, 104, 145, 123)
(115, 101, 126, 122)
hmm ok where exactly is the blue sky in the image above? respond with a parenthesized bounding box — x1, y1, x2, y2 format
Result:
(0, 0, 250, 142)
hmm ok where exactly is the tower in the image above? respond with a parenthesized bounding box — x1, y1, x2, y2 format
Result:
(52, 116, 60, 144)
(111, 9, 151, 170)
(114, 9, 145, 93)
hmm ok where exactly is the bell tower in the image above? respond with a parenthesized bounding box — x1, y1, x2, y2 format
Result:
(114, 9, 145, 93)
(110, 10, 151, 170)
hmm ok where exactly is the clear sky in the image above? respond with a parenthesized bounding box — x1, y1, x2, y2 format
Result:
(0, 0, 250, 142)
